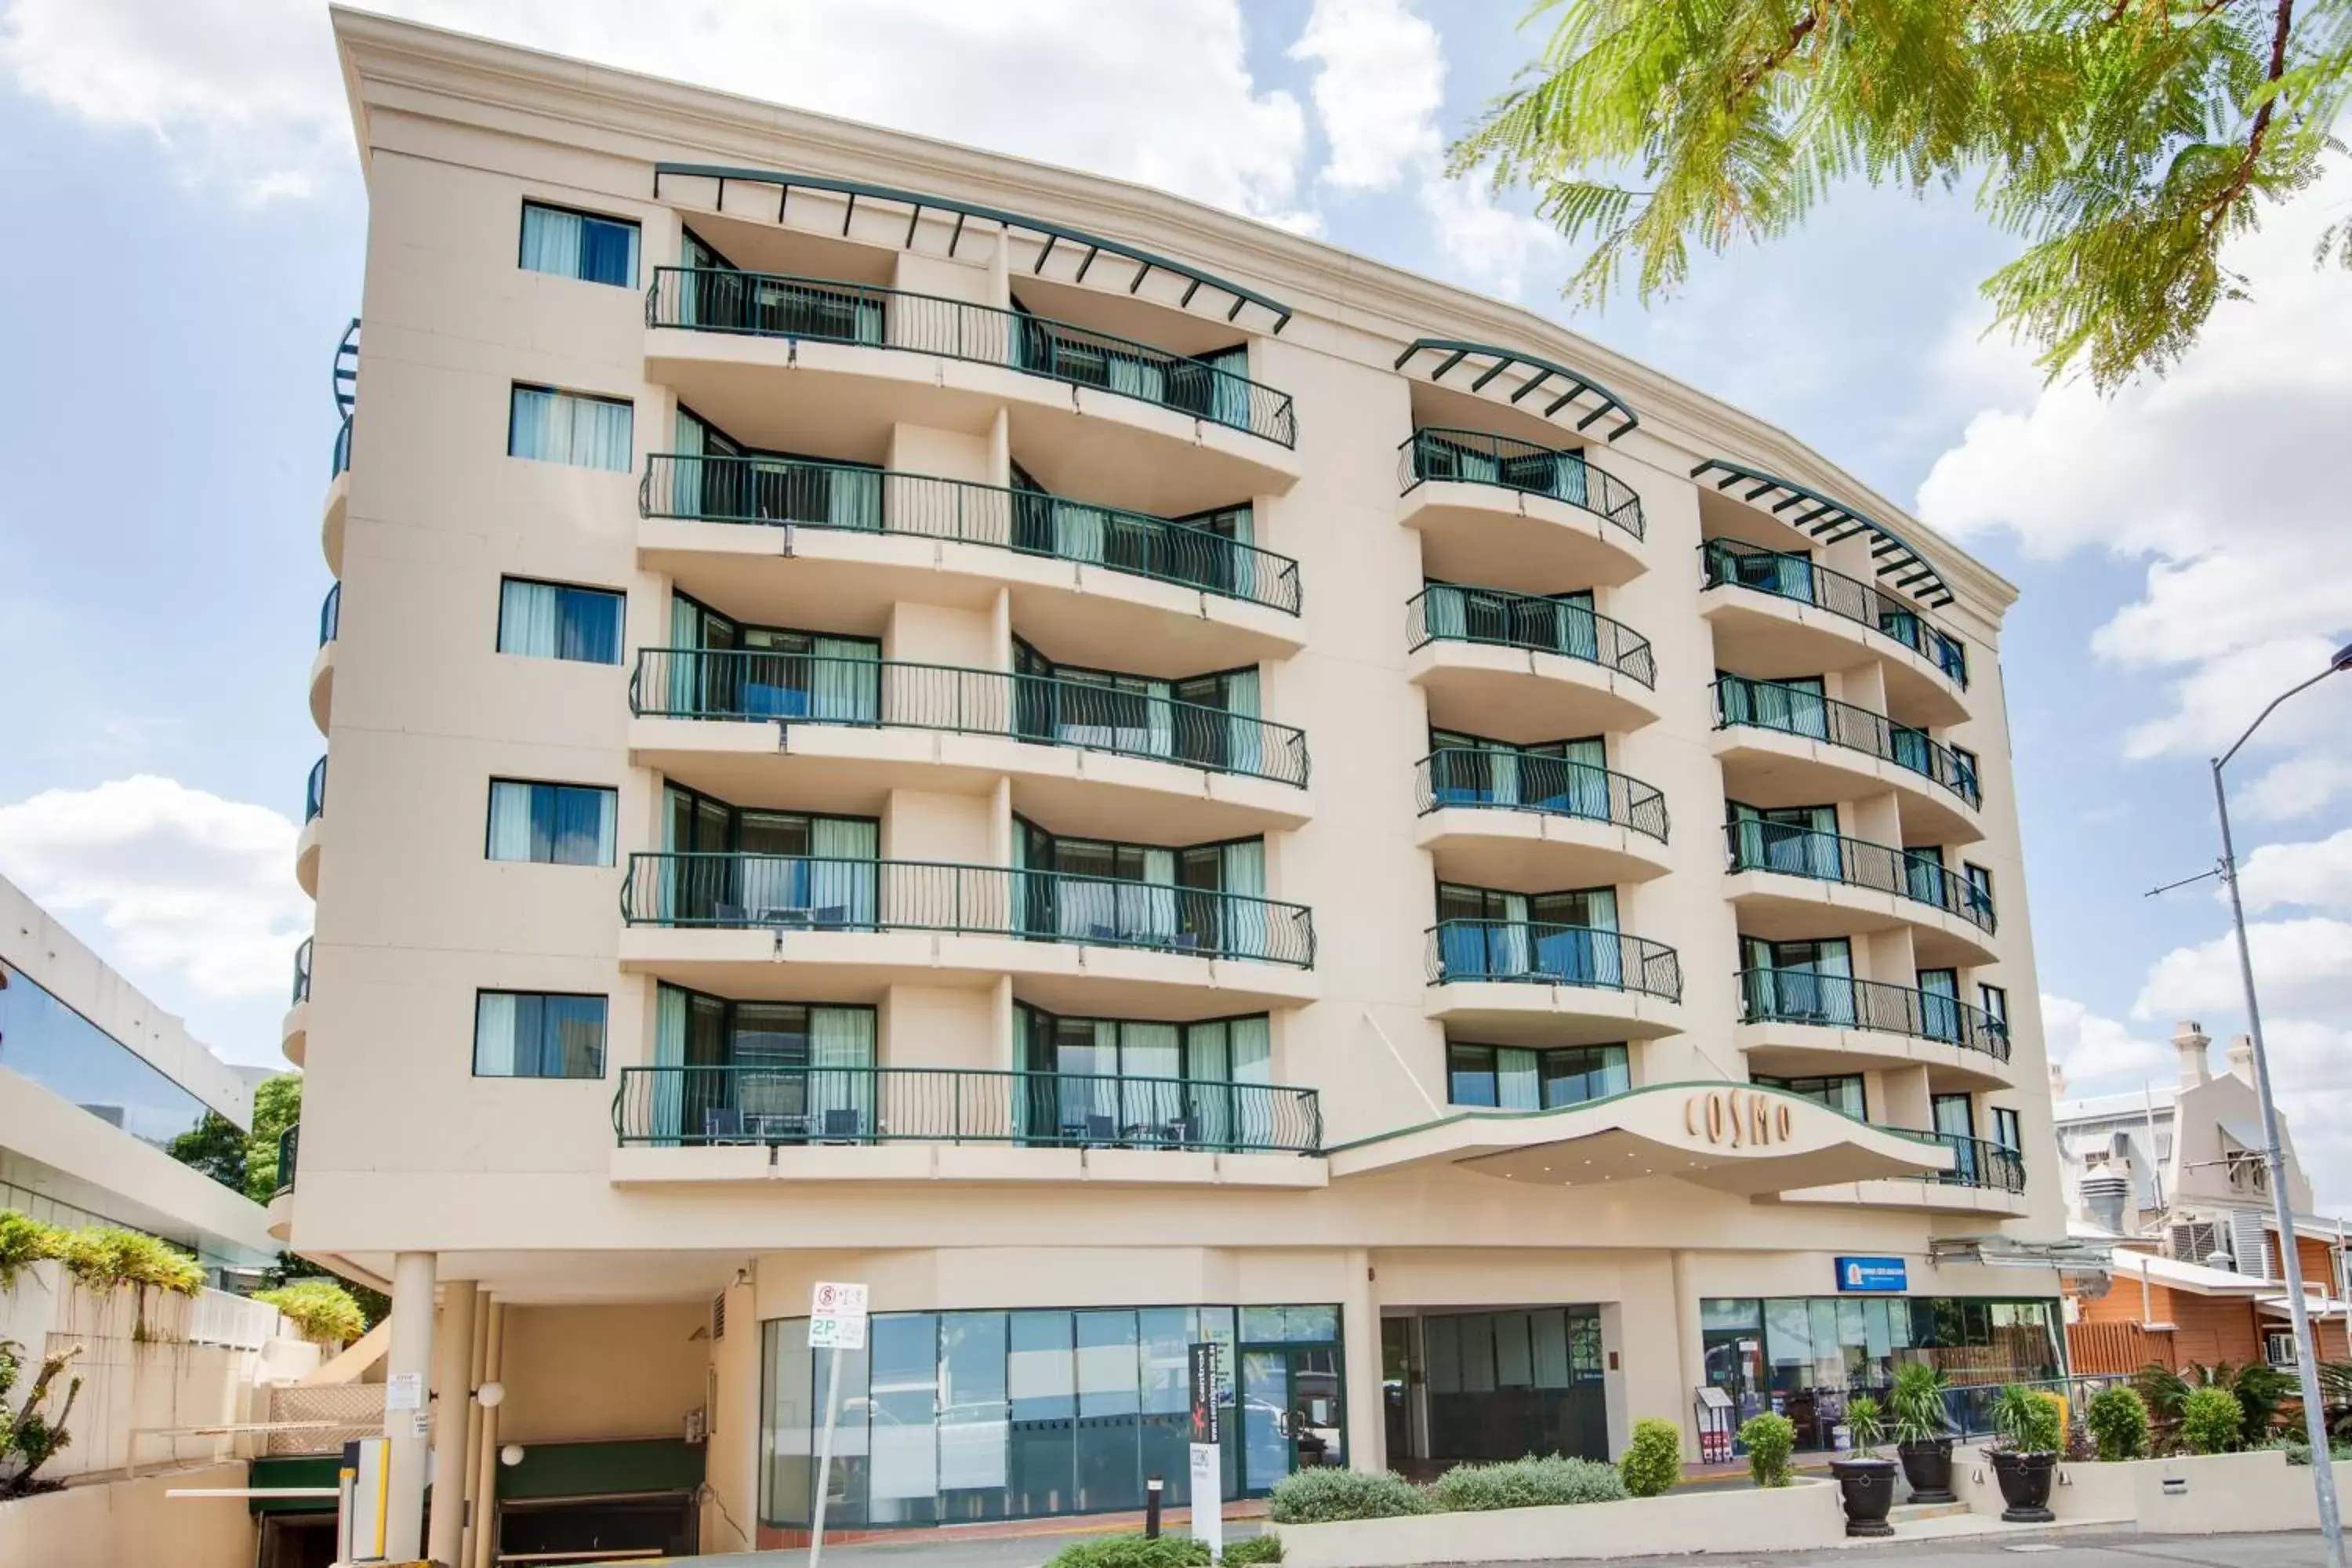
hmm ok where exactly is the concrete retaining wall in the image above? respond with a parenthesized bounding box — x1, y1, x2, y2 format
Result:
(0, 1461, 256, 1568)
(1946, 1446, 2352, 1533)
(1273, 1478, 1844, 1568)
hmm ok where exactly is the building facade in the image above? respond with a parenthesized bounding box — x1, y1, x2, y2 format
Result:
(291, 12, 2068, 1561)
(0, 873, 276, 1281)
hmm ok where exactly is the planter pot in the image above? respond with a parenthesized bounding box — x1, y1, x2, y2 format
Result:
(1989, 1449, 2056, 1523)
(1897, 1437, 1957, 1504)
(1829, 1456, 1897, 1537)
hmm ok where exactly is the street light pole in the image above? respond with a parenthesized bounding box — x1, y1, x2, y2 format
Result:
(2211, 645, 2352, 1568)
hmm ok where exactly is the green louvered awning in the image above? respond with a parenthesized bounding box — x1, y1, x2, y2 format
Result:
(1392, 339, 1638, 441)
(1691, 458, 1955, 608)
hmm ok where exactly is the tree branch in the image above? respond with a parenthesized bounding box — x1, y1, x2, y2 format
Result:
(1733, 6, 1824, 96)
(2199, 0, 2295, 242)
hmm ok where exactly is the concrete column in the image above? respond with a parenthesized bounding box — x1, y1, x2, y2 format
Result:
(383, 1250, 437, 1561)
(988, 406, 1011, 488)
(471, 1301, 506, 1568)
(428, 1282, 478, 1567)
(460, 1291, 490, 1568)
(1341, 1250, 1383, 1472)
(1669, 1250, 1704, 1456)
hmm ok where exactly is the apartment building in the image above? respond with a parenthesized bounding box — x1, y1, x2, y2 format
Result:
(290, 11, 2068, 1560)
(0, 872, 275, 1281)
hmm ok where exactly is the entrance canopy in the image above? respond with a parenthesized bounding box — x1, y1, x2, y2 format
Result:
(1328, 1082, 1951, 1196)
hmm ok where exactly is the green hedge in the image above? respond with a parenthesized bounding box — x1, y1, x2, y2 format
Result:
(1266, 1468, 1427, 1523)
(1425, 1455, 1628, 1512)
(1619, 1417, 1682, 1498)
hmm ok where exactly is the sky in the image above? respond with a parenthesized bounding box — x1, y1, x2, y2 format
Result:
(1, 0, 2349, 1203)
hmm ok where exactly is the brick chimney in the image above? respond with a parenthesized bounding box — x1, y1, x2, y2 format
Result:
(2227, 1034, 2256, 1085)
(2176, 1019, 2210, 1089)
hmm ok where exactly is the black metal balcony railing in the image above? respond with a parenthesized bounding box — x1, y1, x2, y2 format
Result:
(612, 1065, 1322, 1155)
(1925, 1132, 2027, 1193)
(1417, 750, 1669, 844)
(1737, 969, 2011, 1062)
(303, 758, 326, 824)
(1724, 821, 1994, 934)
(647, 267, 1297, 447)
(330, 318, 357, 480)
(291, 938, 313, 1006)
(318, 583, 340, 648)
(630, 649, 1309, 788)
(1701, 539, 1967, 688)
(1713, 674, 1980, 809)
(1424, 920, 1683, 1002)
(273, 1124, 298, 1200)
(643, 455, 1300, 615)
(622, 853, 1316, 968)
(1406, 586, 1657, 688)
(1398, 427, 1645, 541)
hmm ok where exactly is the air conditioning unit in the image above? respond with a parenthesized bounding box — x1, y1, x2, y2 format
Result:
(2169, 1221, 2221, 1265)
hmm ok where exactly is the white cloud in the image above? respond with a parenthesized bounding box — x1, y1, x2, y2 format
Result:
(1916, 162, 2352, 806)
(0, 0, 1313, 221)
(2238, 826, 2352, 914)
(2132, 916, 2352, 1024)
(2042, 993, 2169, 1094)
(1288, 0, 1441, 191)
(1417, 174, 1571, 300)
(0, 776, 307, 1004)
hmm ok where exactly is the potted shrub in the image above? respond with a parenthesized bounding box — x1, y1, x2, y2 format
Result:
(1987, 1385, 2063, 1523)
(2085, 1385, 2151, 1461)
(1830, 1395, 1897, 1537)
(1738, 1411, 1796, 1489)
(1890, 1361, 1957, 1503)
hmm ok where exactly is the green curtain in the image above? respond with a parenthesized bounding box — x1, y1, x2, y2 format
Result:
(1224, 668, 1261, 777)
(1221, 839, 1266, 960)
(810, 636, 880, 721)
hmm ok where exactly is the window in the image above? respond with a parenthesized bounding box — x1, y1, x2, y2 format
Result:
(1991, 1106, 2023, 1151)
(1963, 862, 1994, 916)
(1446, 1042, 1628, 1109)
(498, 578, 624, 664)
(487, 780, 617, 866)
(2267, 1329, 2300, 1368)
(509, 385, 633, 472)
(1755, 1074, 1865, 1120)
(1951, 745, 1981, 799)
(1979, 983, 2009, 1026)
(474, 990, 607, 1078)
(519, 201, 640, 287)
(0, 962, 238, 1163)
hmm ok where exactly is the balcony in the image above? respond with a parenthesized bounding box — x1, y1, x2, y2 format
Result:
(1735, 970, 2013, 1085)
(628, 649, 1311, 841)
(1701, 539, 1969, 724)
(308, 583, 339, 736)
(322, 318, 356, 575)
(1777, 1129, 2028, 1216)
(1406, 587, 1660, 739)
(295, 758, 325, 898)
(1712, 675, 1980, 843)
(640, 455, 1305, 669)
(1422, 920, 1684, 1047)
(643, 268, 1299, 514)
(609, 1065, 1323, 1188)
(1397, 429, 1646, 591)
(1723, 820, 1997, 966)
(617, 853, 1317, 1016)
(1414, 749, 1672, 887)
(281, 938, 312, 1066)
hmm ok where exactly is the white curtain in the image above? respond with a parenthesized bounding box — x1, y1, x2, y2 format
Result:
(1142, 848, 1179, 946)
(828, 466, 883, 531)
(499, 579, 560, 658)
(1223, 668, 1261, 778)
(519, 205, 582, 275)
(1230, 1015, 1272, 1149)
(486, 782, 535, 862)
(670, 408, 705, 516)
(1145, 680, 1175, 760)
(652, 985, 687, 1145)
(1221, 839, 1266, 960)
(809, 1006, 876, 1135)
(809, 818, 878, 927)
(811, 637, 879, 722)
(1053, 501, 1109, 564)
(1189, 1022, 1231, 1149)
(1107, 352, 1168, 405)
(510, 387, 633, 472)
(1121, 1022, 1181, 1131)
(1497, 1047, 1541, 1111)
(1421, 584, 1468, 641)
(474, 993, 518, 1076)
(1494, 891, 1531, 976)
(1203, 347, 1250, 430)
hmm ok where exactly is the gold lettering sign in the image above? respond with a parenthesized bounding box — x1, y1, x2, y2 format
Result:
(1682, 1089, 1800, 1149)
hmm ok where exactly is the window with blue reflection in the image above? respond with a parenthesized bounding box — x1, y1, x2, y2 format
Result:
(0, 963, 230, 1150)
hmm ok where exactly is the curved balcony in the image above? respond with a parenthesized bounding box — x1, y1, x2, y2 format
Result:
(1723, 820, 1997, 966)
(617, 852, 1316, 1016)
(1779, 1128, 2027, 1215)
(266, 1123, 297, 1241)
(644, 268, 1298, 515)
(1735, 969, 2012, 1085)
(322, 318, 356, 575)
(1422, 920, 1684, 1047)
(610, 1064, 1323, 1189)
(640, 455, 1305, 669)
(629, 650, 1310, 842)
(282, 938, 312, 1066)
(1398, 429, 1646, 591)
(1701, 539, 1969, 724)
(1406, 587, 1660, 739)
(308, 583, 339, 736)
(1712, 676, 1980, 843)
(295, 758, 325, 898)
(1414, 750, 1672, 887)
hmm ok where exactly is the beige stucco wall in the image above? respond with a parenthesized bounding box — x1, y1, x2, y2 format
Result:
(0, 1461, 256, 1568)
(496, 1301, 709, 1444)
(291, 8, 2069, 1513)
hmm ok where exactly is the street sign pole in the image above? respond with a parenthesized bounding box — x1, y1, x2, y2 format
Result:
(808, 1344, 844, 1568)
(806, 1282, 869, 1568)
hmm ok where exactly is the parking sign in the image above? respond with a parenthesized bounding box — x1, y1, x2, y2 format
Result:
(810, 1281, 869, 1350)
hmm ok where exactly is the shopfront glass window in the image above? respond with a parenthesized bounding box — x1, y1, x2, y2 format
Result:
(938, 1312, 1008, 1520)
(1007, 1310, 1076, 1518)
(1076, 1311, 1142, 1513)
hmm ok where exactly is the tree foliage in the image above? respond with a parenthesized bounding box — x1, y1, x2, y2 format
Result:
(242, 1074, 302, 1204)
(1453, 0, 2352, 390)
(167, 1112, 249, 1190)
(0, 1339, 82, 1497)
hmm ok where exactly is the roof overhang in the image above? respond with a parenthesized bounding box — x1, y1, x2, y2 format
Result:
(1691, 458, 1955, 609)
(1327, 1081, 1949, 1193)
(652, 164, 1294, 334)
(1393, 339, 1639, 442)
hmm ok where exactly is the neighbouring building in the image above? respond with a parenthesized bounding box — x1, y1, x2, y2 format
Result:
(285, 10, 2071, 1561)
(2055, 1019, 2350, 1373)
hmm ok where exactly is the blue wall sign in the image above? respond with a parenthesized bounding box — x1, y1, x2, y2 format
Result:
(1835, 1256, 1907, 1293)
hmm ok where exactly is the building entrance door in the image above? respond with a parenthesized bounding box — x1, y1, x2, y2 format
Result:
(1240, 1343, 1346, 1494)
